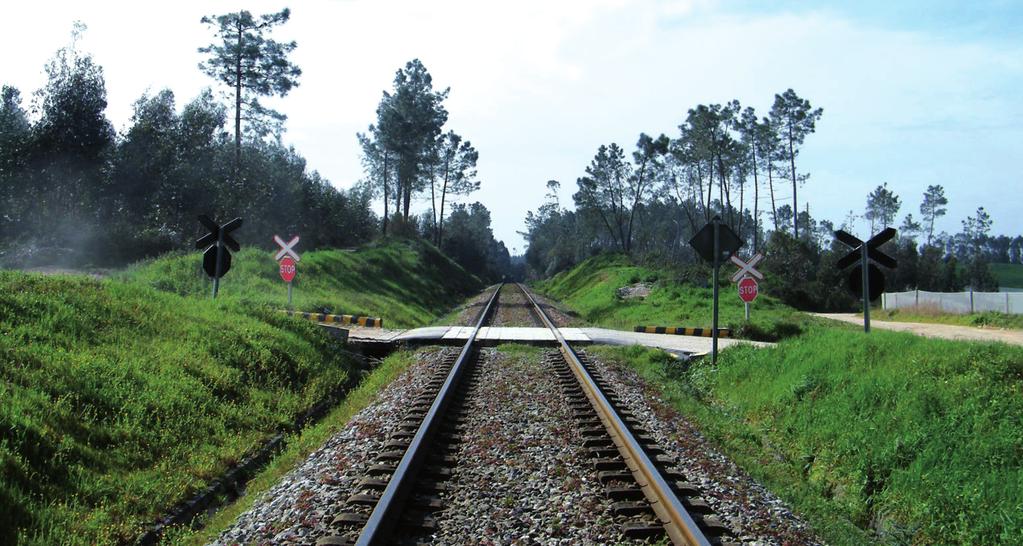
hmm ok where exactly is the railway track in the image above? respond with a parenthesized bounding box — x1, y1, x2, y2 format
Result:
(313, 284, 734, 545)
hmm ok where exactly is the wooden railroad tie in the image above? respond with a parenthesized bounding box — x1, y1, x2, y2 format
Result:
(283, 310, 383, 328)
(634, 326, 731, 338)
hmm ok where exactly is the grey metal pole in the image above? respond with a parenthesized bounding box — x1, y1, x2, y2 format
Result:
(861, 244, 870, 333)
(745, 301, 750, 321)
(287, 281, 293, 309)
(712, 220, 720, 364)
(212, 228, 224, 299)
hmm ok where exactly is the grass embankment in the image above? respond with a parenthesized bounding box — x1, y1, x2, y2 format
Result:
(872, 307, 1023, 330)
(0, 239, 480, 545)
(119, 238, 482, 328)
(534, 254, 822, 340)
(162, 349, 420, 545)
(596, 335, 1023, 545)
(546, 254, 1023, 543)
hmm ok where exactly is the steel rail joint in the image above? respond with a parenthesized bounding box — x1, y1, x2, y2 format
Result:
(517, 284, 711, 546)
(354, 284, 503, 546)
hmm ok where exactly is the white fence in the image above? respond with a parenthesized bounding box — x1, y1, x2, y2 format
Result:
(882, 290, 1023, 315)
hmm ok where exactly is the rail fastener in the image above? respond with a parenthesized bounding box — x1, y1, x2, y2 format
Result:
(634, 326, 730, 338)
(283, 310, 383, 328)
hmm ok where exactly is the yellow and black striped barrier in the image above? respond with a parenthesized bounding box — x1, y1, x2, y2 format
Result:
(284, 311, 383, 328)
(633, 326, 731, 338)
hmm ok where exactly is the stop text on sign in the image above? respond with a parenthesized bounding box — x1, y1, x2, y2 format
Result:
(738, 277, 758, 303)
(280, 256, 297, 283)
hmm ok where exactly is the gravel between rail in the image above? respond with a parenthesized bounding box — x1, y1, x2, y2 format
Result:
(428, 348, 639, 544)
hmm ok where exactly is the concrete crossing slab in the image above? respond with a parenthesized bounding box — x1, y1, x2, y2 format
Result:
(338, 324, 772, 357)
(581, 328, 772, 356)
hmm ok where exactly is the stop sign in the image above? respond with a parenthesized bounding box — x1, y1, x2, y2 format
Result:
(279, 256, 296, 283)
(738, 277, 758, 303)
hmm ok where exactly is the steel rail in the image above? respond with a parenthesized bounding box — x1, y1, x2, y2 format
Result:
(353, 283, 503, 546)
(517, 283, 712, 546)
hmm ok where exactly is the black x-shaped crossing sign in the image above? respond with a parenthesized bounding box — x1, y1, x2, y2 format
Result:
(196, 215, 242, 253)
(836, 227, 897, 269)
(196, 215, 243, 294)
(834, 227, 897, 333)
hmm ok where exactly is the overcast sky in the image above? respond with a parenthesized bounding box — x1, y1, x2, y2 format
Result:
(2, 0, 1021, 253)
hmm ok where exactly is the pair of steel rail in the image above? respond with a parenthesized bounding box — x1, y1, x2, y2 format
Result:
(347, 283, 710, 546)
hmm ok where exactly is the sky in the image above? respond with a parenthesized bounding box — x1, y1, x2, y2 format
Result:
(2, 0, 1021, 254)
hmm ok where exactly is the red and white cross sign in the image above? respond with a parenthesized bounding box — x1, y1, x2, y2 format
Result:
(274, 235, 300, 262)
(730, 252, 764, 283)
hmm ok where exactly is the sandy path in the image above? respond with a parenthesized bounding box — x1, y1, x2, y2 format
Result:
(812, 313, 1023, 346)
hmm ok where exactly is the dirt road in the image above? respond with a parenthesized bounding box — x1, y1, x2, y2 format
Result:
(812, 313, 1023, 346)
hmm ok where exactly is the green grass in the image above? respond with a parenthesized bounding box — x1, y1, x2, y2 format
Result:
(160, 349, 422, 545)
(534, 254, 823, 341)
(0, 238, 481, 544)
(117, 238, 482, 328)
(593, 330, 1023, 545)
(873, 307, 1023, 330)
(991, 263, 1023, 289)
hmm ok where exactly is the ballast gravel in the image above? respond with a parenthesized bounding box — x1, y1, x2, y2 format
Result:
(582, 350, 824, 545)
(490, 285, 542, 327)
(428, 348, 643, 545)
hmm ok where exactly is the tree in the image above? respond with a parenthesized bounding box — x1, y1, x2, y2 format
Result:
(919, 184, 948, 246)
(374, 59, 449, 223)
(961, 206, 992, 256)
(357, 127, 393, 235)
(769, 89, 822, 239)
(0, 85, 30, 235)
(960, 207, 997, 291)
(900, 213, 922, 241)
(757, 115, 784, 233)
(198, 8, 301, 178)
(433, 130, 479, 245)
(28, 22, 114, 245)
(736, 107, 764, 250)
(865, 182, 900, 232)
(573, 143, 636, 253)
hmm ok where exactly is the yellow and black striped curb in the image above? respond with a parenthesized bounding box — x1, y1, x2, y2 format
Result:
(283, 311, 383, 328)
(633, 326, 731, 338)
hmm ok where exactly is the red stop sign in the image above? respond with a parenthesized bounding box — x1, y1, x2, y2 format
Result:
(279, 256, 296, 283)
(738, 277, 758, 303)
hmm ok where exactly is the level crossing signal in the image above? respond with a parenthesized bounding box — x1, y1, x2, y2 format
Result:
(729, 253, 763, 283)
(274, 234, 300, 307)
(834, 227, 897, 332)
(274, 235, 300, 262)
(688, 215, 744, 364)
(196, 215, 243, 298)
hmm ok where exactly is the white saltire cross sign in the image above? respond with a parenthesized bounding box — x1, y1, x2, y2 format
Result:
(274, 235, 301, 262)
(729, 252, 764, 283)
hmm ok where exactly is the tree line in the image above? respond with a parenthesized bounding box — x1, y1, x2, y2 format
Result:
(356, 59, 514, 282)
(523, 91, 1015, 309)
(0, 16, 377, 267)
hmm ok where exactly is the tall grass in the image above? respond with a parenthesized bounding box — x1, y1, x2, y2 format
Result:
(118, 238, 482, 328)
(0, 238, 482, 544)
(535, 254, 822, 340)
(597, 330, 1023, 545)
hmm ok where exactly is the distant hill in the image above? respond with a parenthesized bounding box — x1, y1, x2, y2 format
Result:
(991, 263, 1023, 289)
